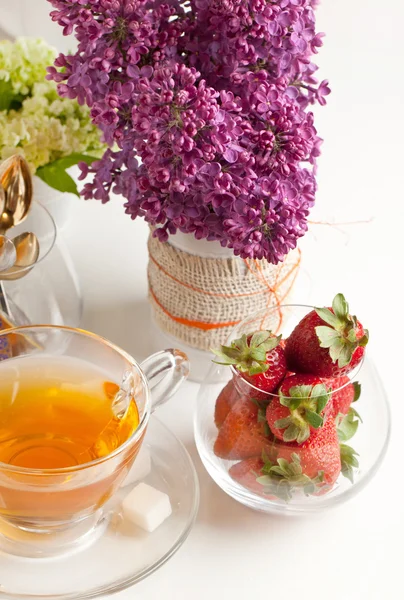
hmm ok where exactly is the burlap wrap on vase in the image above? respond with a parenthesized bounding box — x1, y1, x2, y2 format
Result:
(148, 233, 301, 352)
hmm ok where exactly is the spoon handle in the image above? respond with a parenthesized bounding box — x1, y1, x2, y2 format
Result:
(0, 282, 13, 319)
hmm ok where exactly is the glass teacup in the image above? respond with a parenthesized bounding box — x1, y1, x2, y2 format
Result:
(0, 325, 189, 558)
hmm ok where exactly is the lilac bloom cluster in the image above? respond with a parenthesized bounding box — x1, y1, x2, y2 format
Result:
(47, 0, 329, 264)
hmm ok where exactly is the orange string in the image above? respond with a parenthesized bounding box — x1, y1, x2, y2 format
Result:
(149, 282, 242, 331)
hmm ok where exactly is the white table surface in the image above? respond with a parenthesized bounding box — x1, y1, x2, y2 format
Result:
(2, 0, 404, 598)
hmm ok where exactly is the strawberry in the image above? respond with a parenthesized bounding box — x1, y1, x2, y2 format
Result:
(214, 378, 242, 428)
(212, 330, 287, 393)
(285, 293, 369, 377)
(276, 416, 341, 488)
(329, 377, 361, 418)
(266, 374, 333, 444)
(213, 396, 274, 460)
(229, 453, 325, 501)
(229, 457, 276, 498)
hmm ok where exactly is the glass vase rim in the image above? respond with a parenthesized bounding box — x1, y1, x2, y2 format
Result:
(0, 324, 151, 476)
(226, 302, 365, 398)
(2, 200, 57, 277)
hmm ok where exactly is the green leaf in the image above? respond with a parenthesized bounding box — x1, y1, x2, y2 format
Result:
(315, 307, 342, 329)
(287, 397, 302, 411)
(275, 417, 292, 429)
(249, 348, 267, 362)
(332, 293, 349, 321)
(347, 329, 358, 343)
(257, 407, 267, 423)
(337, 344, 354, 368)
(352, 382, 362, 403)
(296, 426, 310, 444)
(283, 423, 299, 442)
(358, 329, 369, 347)
(316, 393, 330, 414)
(0, 79, 15, 111)
(340, 443, 359, 483)
(256, 475, 272, 486)
(305, 410, 323, 429)
(350, 406, 363, 423)
(268, 466, 287, 477)
(212, 330, 278, 374)
(36, 165, 80, 197)
(311, 384, 331, 413)
(316, 326, 341, 348)
(289, 385, 313, 399)
(35, 154, 99, 197)
(328, 338, 345, 363)
(250, 331, 281, 353)
(337, 411, 359, 442)
(290, 453, 301, 466)
(50, 153, 100, 170)
(276, 459, 292, 474)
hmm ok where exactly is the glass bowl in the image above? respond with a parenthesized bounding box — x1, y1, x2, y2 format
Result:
(194, 305, 391, 514)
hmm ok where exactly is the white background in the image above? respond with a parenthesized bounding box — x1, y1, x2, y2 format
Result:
(1, 1, 404, 598)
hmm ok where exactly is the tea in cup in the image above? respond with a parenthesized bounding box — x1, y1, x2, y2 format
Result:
(0, 326, 189, 557)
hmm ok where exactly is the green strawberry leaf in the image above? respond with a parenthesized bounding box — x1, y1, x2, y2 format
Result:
(315, 307, 342, 329)
(275, 458, 291, 473)
(352, 381, 361, 402)
(332, 293, 349, 321)
(337, 410, 359, 442)
(315, 326, 341, 348)
(315, 294, 368, 369)
(288, 385, 313, 399)
(275, 417, 292, 429)
(283, 423, 300, 442)
(277, 383, 331, 441)
(328, 337, 346, 363)
(211, 331, 280, 374)
(350, 406, 363, 423)
(338, 344, 353, 368)
(358, 330, 369, 346)
(340, 443, 359, 483)
(296, 424, 310, 444)
(305, 409, 323, 429)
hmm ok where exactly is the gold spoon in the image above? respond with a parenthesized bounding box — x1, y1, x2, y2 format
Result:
(0, 155, 33, 235)
(0, 232, 40, 281)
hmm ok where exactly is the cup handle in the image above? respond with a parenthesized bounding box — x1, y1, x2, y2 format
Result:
(140, 349, 190, 412)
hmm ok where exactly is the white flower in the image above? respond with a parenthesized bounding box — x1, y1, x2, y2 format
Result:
(0, 38, 105, 173)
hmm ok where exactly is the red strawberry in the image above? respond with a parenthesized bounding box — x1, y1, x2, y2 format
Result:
(276, 416, 341, 488)
(230, 453, 325, 501)
(229, 457, 275, 498)
(212, 330, 287, 393)
(266, 374, 333, 444)
(213, 396, 274, 460)
(328, 377, 361, 418)
(214, 378, 241, 428)
(285, 293, 369, 377)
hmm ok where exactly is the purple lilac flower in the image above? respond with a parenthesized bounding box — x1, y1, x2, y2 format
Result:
(47, 0, 328, 264)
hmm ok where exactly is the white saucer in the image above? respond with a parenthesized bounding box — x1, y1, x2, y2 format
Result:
(0, 416, 200, 599)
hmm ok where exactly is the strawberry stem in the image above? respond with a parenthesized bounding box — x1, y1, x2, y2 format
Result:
(212, 331, 281, 375)
(315, 293, 369, 368)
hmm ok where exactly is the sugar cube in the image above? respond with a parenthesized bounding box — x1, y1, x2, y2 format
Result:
(122, 483, 172, 533)
(121, 447, 151, 488)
